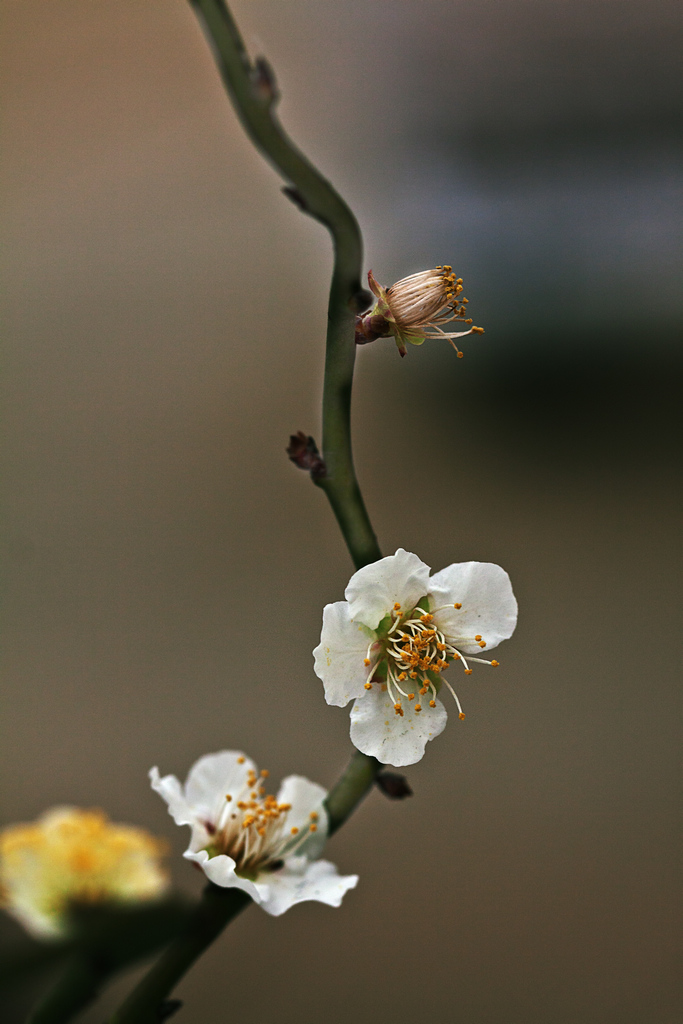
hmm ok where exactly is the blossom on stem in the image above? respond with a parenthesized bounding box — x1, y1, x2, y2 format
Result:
(150, 751, 358, 916)
(355, 267, 484, 357)
(0, 807, 168, 937)
(313, 549, 517, 767)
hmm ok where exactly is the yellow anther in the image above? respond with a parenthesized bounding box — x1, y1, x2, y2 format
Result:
(309, 824, 318, 833)
(310, 812, 319, 821)
(454, 603, 462, 609)
(364, 658, 371, 666)
(475, 635, 482, 641)
(419, 686, 427, 695)
(464, 668, 472, 675)
(414, 704, 422, 712)
(479, 641, 487, 648)
(472, 326, 484, 334)
(437, 642, 446, 651)
(452, 652, 461, 660)
(393, 602, 401, 611)
(258, 827, 266, 836)
(408, 693, 415, 701)
(242, 816, 255, 828)
(457, 351, 464, 358)
(459, 712, 466, 720)
(429, 700, 436, 708)
(364, 682, 372, 690)
(398, 672, 407, 682)
(420, 613, 433, 623)
(491, 660, 499, 667)
(237, 757, 245, 764)
(291, 827, 299, 835)
(409, 671, 418, 679)
(225, 794, 232, 802)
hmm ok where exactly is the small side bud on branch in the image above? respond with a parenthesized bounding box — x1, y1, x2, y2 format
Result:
(375, 771, 413, 800)
(251, 56, 279, 105)
(282, 186, 309, 212)
(350, 289, 373, 314)
(287, 431, 327, 481)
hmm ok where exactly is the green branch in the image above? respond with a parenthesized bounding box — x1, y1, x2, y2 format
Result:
(189, 0, 381, 570)
(108, 887, 250, 1024)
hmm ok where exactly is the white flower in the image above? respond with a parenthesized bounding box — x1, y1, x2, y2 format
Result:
(150, 751, 358, 917)
(313, 549, 517, 767)
(0, 807, 169, 938)
(355, 266, 484, 357)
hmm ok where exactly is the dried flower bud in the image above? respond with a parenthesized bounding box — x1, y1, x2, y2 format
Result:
(355, 267, 484, 357)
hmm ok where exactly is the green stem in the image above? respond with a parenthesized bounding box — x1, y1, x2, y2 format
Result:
(189, 0, 380, 570)
(325, 750, 381, 836)
(26, 953, 109, 1024)
(108, 887, 250, 1024)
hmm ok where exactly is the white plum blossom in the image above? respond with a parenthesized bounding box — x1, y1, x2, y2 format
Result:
(313, 549, 517, 767)
(150, 751, 358, 917)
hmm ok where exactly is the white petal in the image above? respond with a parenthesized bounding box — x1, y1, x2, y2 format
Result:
(429, 561, 518, 654)
(344, 549, 431, 630)
(313, 601, 375, 707)
(349, 686, 448, 767)
(184, 848, 265, 904)
(275, 775, 328, 860)
(149, 767, 195, 827)
(184, 751, 256, 823)
(258, 857, 358, 917)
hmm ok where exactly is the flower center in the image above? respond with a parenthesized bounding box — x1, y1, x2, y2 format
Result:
(363, 601, 500, 718)
(204, 761, 318, 878)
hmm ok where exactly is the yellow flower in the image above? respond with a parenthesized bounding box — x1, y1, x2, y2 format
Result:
(0, 807, 168, 937)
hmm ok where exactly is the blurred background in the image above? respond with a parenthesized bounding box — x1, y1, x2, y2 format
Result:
(1, 1, 680, 1021)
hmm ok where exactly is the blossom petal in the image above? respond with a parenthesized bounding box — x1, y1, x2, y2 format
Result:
(349, 686, 448, 766)
(258, 856, 358, 917)
(275, 776, 328, 860)
(313, 601, 375, 707)
(429, 561, 518, 653)
(184, 751, 256, 823)
(149, 768, 195, 827)
(345, 549, 431, 630)
(184, 848, 265, 903)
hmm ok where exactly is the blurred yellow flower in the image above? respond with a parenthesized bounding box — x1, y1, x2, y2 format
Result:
(0, 807, 169, 937)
